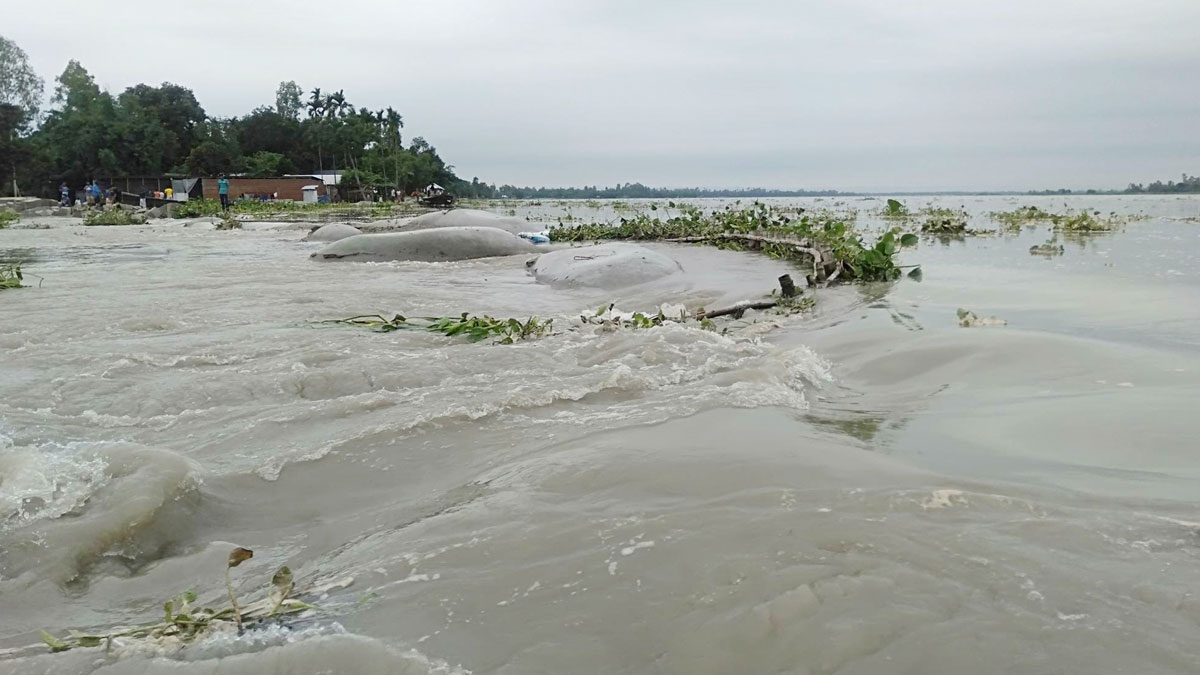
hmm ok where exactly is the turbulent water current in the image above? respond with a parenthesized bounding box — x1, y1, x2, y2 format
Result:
(2, 195, 1199, 673)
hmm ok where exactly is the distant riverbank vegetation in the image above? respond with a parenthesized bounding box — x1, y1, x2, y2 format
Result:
(1124, 174, 1200, 194)
(488, 184, 845, 199)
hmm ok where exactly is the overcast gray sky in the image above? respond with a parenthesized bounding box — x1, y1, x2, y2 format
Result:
(7, 0, 1199, 191)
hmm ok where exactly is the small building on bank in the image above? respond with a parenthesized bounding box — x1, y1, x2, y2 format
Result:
(201, 176, 329, 202)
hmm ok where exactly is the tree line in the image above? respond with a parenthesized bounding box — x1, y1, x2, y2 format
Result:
(489, 183, 845, 199)
(1125, 174, 1200, 194)
(0, 34, 494, 200)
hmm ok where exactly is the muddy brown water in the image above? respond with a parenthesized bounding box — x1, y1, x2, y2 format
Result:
(2, 195, 1200, 673)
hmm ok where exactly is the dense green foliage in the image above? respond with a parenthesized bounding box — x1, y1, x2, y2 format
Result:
(0, 210, 17, 228)
(174, 198, 223, 218)
(0, 35, 480, 199)
(549, 203, 917, 282)
(0, 36, 43, 121)
(2, 35, 43, 198)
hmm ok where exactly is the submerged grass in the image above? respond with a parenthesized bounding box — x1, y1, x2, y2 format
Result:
(215, 213, 242, 230)
(83, 208, 146, 226)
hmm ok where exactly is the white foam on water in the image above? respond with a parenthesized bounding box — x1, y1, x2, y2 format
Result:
(0, 439, 201, 583)
(0, 441, 110, 532)
(620, 540, 655, 556)
(921, 489, 968, 510)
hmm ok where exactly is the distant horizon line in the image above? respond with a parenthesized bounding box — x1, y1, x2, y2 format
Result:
(481, 187, 1152, 197)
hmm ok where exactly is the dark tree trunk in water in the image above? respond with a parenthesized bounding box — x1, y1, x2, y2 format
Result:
(778, 274, 796, 298)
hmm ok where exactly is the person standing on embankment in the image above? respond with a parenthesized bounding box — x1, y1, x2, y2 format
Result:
(218, 175, 230, 211)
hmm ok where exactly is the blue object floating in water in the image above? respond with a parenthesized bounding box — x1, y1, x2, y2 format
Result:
(519, 232, 551, 244)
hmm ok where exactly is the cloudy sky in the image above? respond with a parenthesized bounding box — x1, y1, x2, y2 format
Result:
(7, 0, 1199, 191)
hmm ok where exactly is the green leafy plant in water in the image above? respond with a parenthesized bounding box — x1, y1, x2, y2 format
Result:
(427, 314, 553, 343)
(1, 263, 23, 290)
(174, 199, 223, 218)
(83, 209, 146, 226)
(916, 206, 969, 234)
(883, 199, 909, 217)
(215, 213, 242, 230)
(878, 202, 971, 235)
(330, 313, 554, 344)
(0, 210, 18, 228)
(1053, 211, 1112, 232)
(989, 206, 1131, 232)
(39, 547, 318, 654)
(814, 225, 919, 282)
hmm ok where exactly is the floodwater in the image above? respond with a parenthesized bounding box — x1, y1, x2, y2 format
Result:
(1, 195, 1199, 674)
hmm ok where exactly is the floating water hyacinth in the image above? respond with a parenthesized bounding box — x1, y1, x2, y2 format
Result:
(38, 547, 320, 654)
(0, 263, 22, 290)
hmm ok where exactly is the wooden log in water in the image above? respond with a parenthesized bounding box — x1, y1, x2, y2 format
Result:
(694, 301, 778, 320)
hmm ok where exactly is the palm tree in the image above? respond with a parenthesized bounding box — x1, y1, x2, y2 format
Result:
(324, 90, 352, 119)
(306, 88, 326, 172)
(382, 107, 404, 189)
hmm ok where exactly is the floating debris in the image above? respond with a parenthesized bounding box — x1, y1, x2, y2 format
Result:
(1029, 243, 1065, 257)
(957, 308, 1007, 327)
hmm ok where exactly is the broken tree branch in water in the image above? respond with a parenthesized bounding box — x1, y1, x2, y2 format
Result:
(693, 274, 802, 319)
(663, 231, 857, 286)
(694, 301, 779, 320)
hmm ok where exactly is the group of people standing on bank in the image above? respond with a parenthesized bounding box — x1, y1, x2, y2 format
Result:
(55, 176, 231, 210)
(58, 180, 115, 207)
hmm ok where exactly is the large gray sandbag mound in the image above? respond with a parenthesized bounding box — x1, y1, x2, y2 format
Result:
(304, 223, 363, 242)
(401, 208, 529, 234)
(530, 243, 683, 289)
(358, 216, 418, 233)
(311, 226, 536, 262)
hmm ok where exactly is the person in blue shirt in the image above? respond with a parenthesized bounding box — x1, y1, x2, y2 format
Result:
(89, 180, 101, 205)
(59, 183, 70, 206)
(217, 174, 230, 211)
